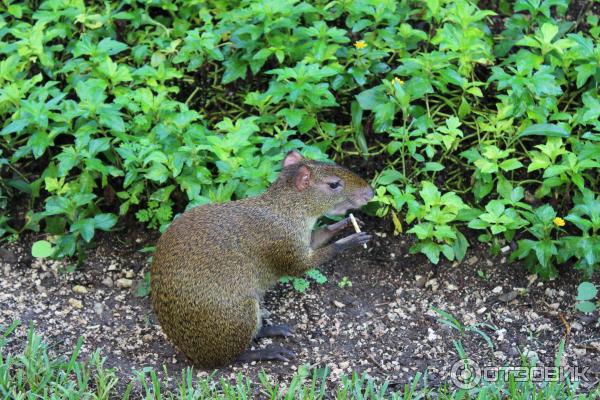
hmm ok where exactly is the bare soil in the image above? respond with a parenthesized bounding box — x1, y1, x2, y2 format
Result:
(1, 218, 599, 394)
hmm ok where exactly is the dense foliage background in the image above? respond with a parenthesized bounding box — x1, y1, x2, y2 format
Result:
(1, 0, 599, 282)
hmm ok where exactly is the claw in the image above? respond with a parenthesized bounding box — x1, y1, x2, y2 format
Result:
(334, 232, 372, 252)
(256, 324, 295, 339)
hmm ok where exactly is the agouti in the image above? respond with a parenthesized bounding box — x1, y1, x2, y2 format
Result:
(151, 150, 373, 367)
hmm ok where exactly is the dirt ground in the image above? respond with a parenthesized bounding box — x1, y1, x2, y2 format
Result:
(1, 218, 599, 393)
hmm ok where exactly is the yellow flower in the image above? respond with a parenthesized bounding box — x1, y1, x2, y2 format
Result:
(393, 77, 404, 85)
(354, 40, 367, 49)
(553, 217, 566, 227)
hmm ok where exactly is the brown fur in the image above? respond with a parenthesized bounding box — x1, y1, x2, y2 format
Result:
(151, 155, 371, 367)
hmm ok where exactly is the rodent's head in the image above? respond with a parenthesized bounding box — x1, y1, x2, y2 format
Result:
(273, 150, 374, 217)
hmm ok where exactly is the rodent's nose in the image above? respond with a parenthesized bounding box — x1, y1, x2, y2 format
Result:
(362, 186, 374, 202)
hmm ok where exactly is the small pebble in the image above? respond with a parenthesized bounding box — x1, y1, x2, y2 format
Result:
(498, 290, 518, 303)
(573, 348, 586, 356)
(94, 302, 105, 315)
(425, 278, 439, 292)
(571, 322, 583, 331)
(446, 283, 458, 291)
(116, 278, 133, 289)
(333, 300, 345, 308)
(427, 328, 438, 341)
(73, 285, 88, 294)
(68, 298, 83, 309)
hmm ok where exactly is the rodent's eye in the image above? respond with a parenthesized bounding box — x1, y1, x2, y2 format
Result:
(328, 181, 341, 189)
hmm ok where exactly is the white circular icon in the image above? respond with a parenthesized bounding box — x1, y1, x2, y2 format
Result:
(450, 358, 481, 389)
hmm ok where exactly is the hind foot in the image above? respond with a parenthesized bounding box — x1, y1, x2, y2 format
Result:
(236, 346, 295, 363)
(256, 324, 295, 339)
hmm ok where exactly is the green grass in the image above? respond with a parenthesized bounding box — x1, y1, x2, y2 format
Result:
(1, 321, 598, 399)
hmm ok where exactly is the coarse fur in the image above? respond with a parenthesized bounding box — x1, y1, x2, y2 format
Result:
(151, 151, 373, 367)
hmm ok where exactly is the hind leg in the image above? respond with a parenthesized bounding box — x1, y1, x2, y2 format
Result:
(235, 299, 295, 363)
(162, 295, 263, 367)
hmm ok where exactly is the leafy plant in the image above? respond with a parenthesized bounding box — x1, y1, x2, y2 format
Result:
(510, 205, 561, 279)
(31, 240, 54, 259)
(280, 268, 328, 293)
(431, 307, 497, 350)
(1, 0, 599, 283)
(405, 182, 469, 264)
(339, 276, 353, 289)
(575, 282, 598, 314)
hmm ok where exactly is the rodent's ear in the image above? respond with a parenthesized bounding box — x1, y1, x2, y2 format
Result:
(294, 165, 311, 191)
(283, 150, 305, 167)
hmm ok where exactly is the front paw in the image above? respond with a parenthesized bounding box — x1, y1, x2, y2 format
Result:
(334, 232, 372, 252)
(328, 216, 365, 233)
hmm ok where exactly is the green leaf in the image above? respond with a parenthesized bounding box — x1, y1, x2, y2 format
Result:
(292, 278, 310, 292)
(499, 158, 523, 172)
(424, 162, 444, 172)
(76, 79, 107, 107)
(351, 101, 368, 157)
(373, 102, 396, 132)
(7, 179, 31, 194)
(1, 119, 29, 136)
(543, 165, 569, 178)
(474, 159, 498, 174)
(419, 181, 440, 205)
(576, 282, 598, 301)
(420, 242, 440, 264)
(458, 97, 471, 118)
(93, 213, 117, 231)
(278, 108, 303, 127)
(97, 38, 129, 55)
(408, 223, 434, 240)
(8, 4, 23, 17)
(98, 106, 125, 132)
(540, 23, 559, 43)
(404, 76, 433, 99)
(356, 86, 386, 110)
(28, 132, 52, 159)
(31, 240, 54, 258)
(45, 196, 71, 216)
(72, 218, 95, 242)
(518, 124, 569, 138)
(468, 219, 489, 230)
(535, 204, 556, 222)
(222, 58, 247, 84)
(453, 231, 469, 261)
(486, 200, 505, 217)
(576, 301, 596, 313)
(306, 268, 327, 284)
(441, 244, 454, 261)
(534, 239, 556, 268)
(511, 239, 537, 260)
(377, 169, 404, 185)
